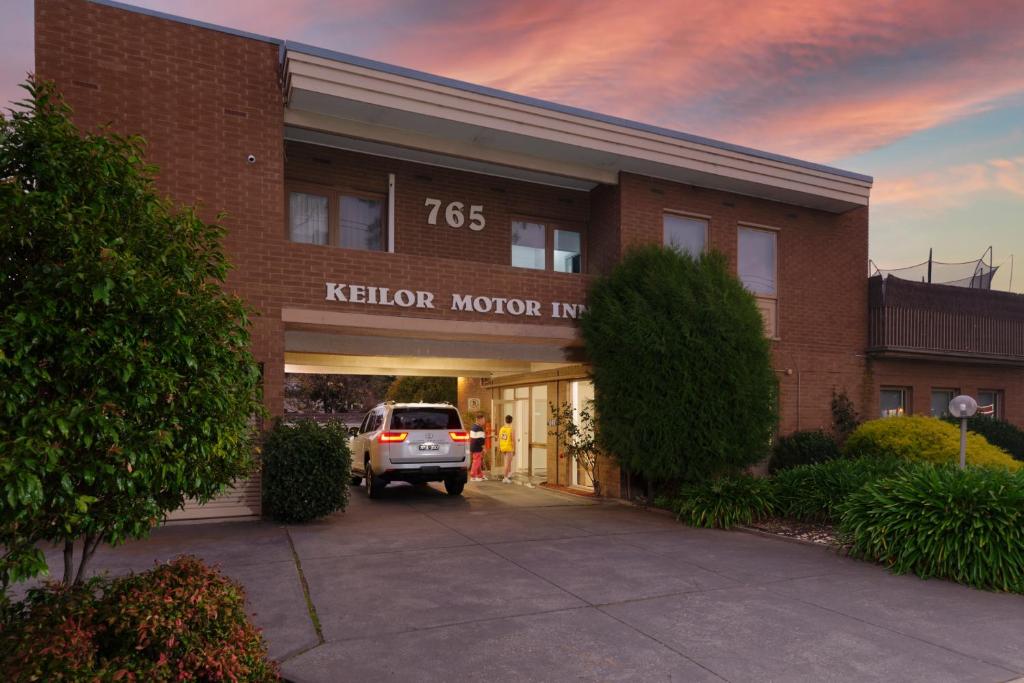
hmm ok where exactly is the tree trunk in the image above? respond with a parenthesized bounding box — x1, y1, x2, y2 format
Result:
(62, 540, 75, 585)
(73, 533, 103, 585)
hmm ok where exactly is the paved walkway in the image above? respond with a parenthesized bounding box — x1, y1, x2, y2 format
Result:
(26, 482, 1024, 682)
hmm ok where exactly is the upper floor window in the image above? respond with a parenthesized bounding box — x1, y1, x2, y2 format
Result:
(738, 227, 777, 296)
(289, 192, 329, 245)
(554, 229, 582, 273)
(287, 185, 385, 252)
(977, 389, 1003, 418)
(511, 219, 583, 273)
(664, 213, 707, 257)
(738, 226, 778, 337)
(340, 195, 384, 251)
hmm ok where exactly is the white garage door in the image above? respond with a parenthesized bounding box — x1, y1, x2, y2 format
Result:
(165, 472, 261, 521)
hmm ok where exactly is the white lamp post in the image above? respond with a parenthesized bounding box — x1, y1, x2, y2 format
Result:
(948, 395, 978, 469)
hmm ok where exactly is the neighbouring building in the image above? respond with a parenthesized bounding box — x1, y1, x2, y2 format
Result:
(34, 0, 1024, 519)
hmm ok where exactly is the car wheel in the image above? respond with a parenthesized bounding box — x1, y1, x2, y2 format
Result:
(444, 478, 465, 496)
(365, 463, 384, 499)
(350, 475, 363, 486)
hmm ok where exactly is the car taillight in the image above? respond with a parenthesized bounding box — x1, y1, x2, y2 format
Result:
(448, 431, 469, 442)
(378, 431, 408, 443)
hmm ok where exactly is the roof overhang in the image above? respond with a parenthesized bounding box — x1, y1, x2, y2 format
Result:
(283, 45, 872, 213)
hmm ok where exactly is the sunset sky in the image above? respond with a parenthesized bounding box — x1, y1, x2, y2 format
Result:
(3, 0, 1023, 291)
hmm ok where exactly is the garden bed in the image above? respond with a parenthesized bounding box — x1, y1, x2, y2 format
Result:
(744, 518, 839, 547)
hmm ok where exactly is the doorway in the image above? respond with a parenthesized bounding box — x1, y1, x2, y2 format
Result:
(492, 383, 549, 484)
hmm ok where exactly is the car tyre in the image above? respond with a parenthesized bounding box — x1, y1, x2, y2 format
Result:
(350, 475, 363, 486)
(444, 478, 465, 496)
(365, 463, 385, 499)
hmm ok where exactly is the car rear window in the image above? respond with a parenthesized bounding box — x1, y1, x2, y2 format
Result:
(389, 408, 462, 430)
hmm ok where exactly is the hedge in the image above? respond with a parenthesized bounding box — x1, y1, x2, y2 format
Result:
(673, 475, 777, 529)
(843, 416, 1020, 471)
(773, 457, 907, 522)
(262, 419, 351, 523)
(945, 415, 1024, 462)
(768, 429, 841, 473)
(840, 465, 1024, 593)
(580, 246, 777, 484)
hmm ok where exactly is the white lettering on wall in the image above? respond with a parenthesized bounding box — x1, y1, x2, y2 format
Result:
(425, 198, 486, 231)
(325, 282, 435, 309)
(327, 282, 574, 319)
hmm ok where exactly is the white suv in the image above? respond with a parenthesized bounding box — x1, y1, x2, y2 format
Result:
(349, 402, 469, 498)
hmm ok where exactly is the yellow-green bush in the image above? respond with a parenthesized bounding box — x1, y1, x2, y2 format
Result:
(843, 416, 1020, 471)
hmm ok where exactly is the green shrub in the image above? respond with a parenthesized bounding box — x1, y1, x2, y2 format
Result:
(839, 465, 1024, 593)
(581, 246, 777, 484)
(946, 415, 1024, 462)
(0, 556, 279, 681)
(773, 457, 907, 522)
(262, 419, 351, 523)
(673, 475, 777, 529)
(843, 416, 1020, 471)
(768, 430, 841, 473)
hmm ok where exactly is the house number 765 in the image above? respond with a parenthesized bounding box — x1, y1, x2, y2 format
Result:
(425, 198, 485, 231)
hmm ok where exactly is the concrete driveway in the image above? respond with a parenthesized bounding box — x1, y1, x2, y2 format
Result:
(25, 482, 1024, 682)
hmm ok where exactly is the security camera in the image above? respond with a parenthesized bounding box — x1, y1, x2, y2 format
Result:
(246, 154, 256, 164)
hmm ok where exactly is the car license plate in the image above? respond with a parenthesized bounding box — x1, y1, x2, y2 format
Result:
(418, 443, 439, 451)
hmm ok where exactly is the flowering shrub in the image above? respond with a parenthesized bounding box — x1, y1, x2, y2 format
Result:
(0, 556, 278, 682)
(843, 416, 1020, 471)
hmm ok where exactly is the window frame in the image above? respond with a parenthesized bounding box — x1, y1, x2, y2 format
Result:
(662, 210, 709, 257)
(509, 215, 586, 274)
(285, 180, 388, 252)
(880, 386, 911, 417)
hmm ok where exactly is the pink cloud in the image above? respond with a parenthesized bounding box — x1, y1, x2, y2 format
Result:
(872, 156, 1024, 207)
(372, 0, 1024, 162)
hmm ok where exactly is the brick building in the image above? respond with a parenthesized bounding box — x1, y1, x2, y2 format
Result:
(34, 0, 1023, 518)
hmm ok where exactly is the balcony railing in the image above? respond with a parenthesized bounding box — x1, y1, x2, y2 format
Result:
(868, 275, 1024, 364)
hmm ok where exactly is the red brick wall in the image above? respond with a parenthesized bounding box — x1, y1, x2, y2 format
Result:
(36, 0, 288, 416)
(616, 173, 872, 434)
(868, 358, 1024, 426)
(587, 183, 621, 276)
(38, 0, 880, 441)
(286, 141, 590, 267)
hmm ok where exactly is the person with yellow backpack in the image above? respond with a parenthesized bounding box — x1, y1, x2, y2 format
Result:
(497, 414, 515, 484)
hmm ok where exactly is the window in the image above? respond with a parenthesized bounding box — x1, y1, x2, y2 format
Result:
(289, 192, 329, 245)
(880, 387, 909, 417)
(663, 214, 707, 257)
(389, 407, 461, 430)
(511, 220, 546, 270)
(738, 227, 777, 296)
(553, 229, 582, 273)
(287, 185, 386, 252)
(511, 219, 585, 273)
(738, 226, 778, 337)
(931, 388, 956, 417)
(340, 196, 384, 251)
(977, 389, 1003, 418)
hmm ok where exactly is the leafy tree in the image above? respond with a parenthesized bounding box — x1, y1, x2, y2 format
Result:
(579, 246, 777, 485)
(0, 80, 263, 590)
(284, 373, 393, 413)
(385, 376, 457, 404)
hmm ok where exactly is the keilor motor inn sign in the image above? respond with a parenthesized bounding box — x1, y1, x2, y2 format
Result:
(325, 282, 587, 319)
